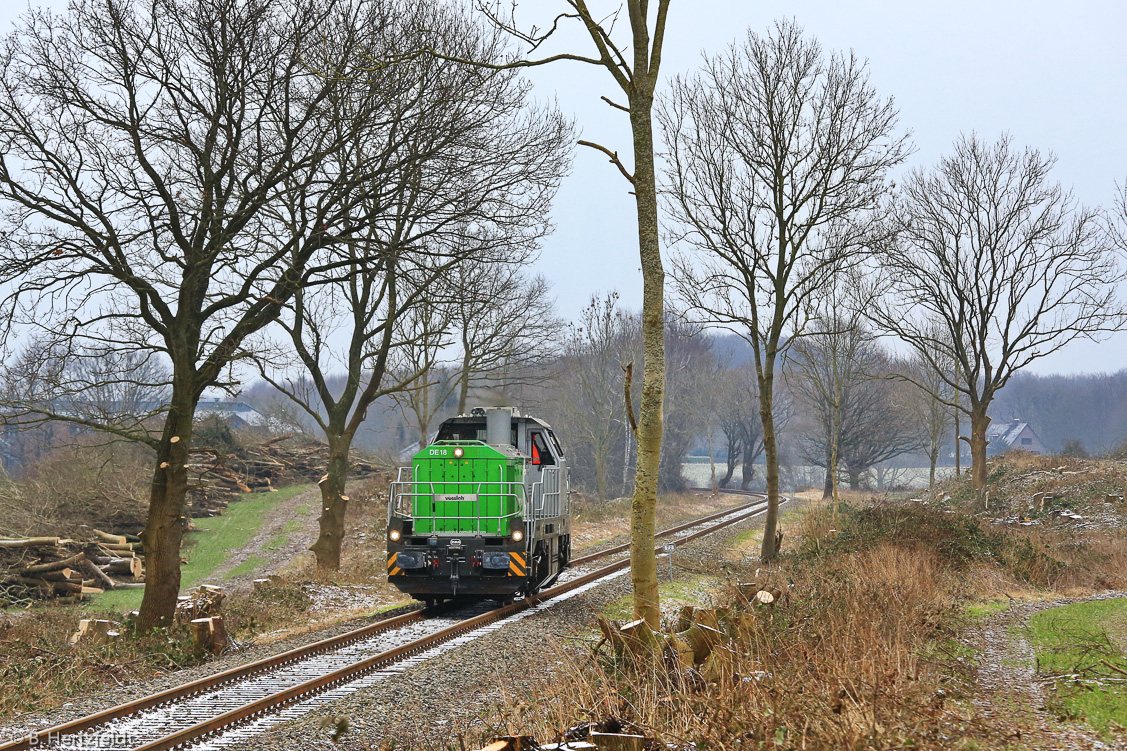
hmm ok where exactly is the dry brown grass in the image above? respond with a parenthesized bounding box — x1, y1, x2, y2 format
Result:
(484, 500, 1127, 750)
(486, 537, 987, 749)
(0, 608, 204, 720)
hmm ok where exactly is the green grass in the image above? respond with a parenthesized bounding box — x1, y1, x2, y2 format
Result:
(1029, 597, 1127, 737)
(224, 555, 267, 580)
(88, 484, 312, 614)
(603, 573, 714, 623)
(965, 600, 1010, 620)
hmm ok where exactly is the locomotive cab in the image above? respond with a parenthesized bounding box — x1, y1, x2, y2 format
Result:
(386, 407, 571, 604)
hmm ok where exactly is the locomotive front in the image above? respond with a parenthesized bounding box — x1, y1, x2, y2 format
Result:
(386, 406, 571, 604)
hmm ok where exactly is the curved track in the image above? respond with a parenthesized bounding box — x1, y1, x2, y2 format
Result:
(0, 494, 774, 751)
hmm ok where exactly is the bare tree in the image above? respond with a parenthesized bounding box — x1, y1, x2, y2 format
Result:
(557, 292, 636, 501)
(661, 20, 908, 561)
(902, 341, 957, 489)
(792, 337, 922, 494)
(258, 5, 571, 570)
(836, 370, 924, 490)
(448, 266, 565, 414)
(787, 314, 868, 508)
(0, 0, 410, 628)
(713, 365, 765, 490)
(658, 318, 711, 493)
(428, 1, 674, 626)
(871, 134, 1126, 489)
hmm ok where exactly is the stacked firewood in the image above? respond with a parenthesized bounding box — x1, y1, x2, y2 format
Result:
(0, 528, 146, 606)
(186, 435, 381, 517)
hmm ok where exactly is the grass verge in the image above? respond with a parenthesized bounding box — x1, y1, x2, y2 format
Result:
(1030, 597, 1127, 737)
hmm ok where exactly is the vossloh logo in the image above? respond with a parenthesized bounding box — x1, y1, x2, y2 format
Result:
(435, 493, 478, 504)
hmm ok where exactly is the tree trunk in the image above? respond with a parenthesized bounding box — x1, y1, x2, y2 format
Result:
(456, 349, 472, 415)
(720, 456, 736, 488)
(707, 430, 717, 494)
(953, 390, 961, 478)
(595, 451, 608, 502)
(758, 364, 781, 563)
(310, 435, 352, 570)
(969, 407, 990, 490)
(721, 437, 738, 488)
(848, 469, 861, 490)
(821, 446, 833, 500)
(137, 387, 197, 631)
(627, 90, 665, 629)
(928, 447, 938, 489)
(740, 456, 755, 490)
(830, 403, 841, 516)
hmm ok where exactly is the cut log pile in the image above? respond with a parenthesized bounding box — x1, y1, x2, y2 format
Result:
(186, 435, 384, 517)
(0, 528, 146, 606)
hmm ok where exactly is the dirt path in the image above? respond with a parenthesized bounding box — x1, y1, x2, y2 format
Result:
(969, 593, 1127, 750)
(207, 486, 321, 590)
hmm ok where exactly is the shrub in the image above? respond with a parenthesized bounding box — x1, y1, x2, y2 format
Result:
(1060, 438, 1089, 458)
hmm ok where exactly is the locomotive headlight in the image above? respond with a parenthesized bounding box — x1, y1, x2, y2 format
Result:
(453, 447, 464, 458)
(512, 529, 524, 542)
(389, 529, 401, 541)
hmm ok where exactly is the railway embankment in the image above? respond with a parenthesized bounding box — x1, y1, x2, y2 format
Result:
(463, 455, 1127, 751)
(0, 491, 752, 738)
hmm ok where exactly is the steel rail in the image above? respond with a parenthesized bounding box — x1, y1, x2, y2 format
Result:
(0, 495, 768, 751)
(130, 496, 773, 751)
(569, 496, 768, 566)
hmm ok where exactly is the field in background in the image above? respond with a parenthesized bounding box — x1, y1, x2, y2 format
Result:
(681, 461, 956, 491)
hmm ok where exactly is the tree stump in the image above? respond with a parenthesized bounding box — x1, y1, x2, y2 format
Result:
(191, 616, 228, 654)
(676, 622, 724, 664)
(69, 619, 117, 644)
(676, 605, 696, 632)
(663, 632, 696, 671)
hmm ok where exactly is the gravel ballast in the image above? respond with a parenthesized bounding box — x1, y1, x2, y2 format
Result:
(217, 502, 785, 751)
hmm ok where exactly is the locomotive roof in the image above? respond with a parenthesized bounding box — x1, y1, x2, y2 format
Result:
(442, 413, 556, 431)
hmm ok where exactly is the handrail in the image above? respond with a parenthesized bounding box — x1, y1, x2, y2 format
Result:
(389, 458, 528, 535)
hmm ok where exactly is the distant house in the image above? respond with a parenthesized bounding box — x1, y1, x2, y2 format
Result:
(397, 440, 421, 463)
(986, 419, 1046, 456)
(195, 400, 268, 430)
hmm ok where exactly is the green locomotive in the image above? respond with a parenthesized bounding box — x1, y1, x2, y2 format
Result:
(386, 407, 571, 604)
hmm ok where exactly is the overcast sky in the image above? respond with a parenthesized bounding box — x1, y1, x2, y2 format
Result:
(1, 1, 1124, 375)
(516, 1, 1127, 375)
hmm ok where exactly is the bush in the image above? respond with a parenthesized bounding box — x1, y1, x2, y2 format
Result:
(0, 440, 152, 537)
(488, 523, 986, 750)
(1060, 438, 1089, 458)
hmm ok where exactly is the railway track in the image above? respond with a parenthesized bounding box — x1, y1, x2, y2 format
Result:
(1, 495, 775, 751)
